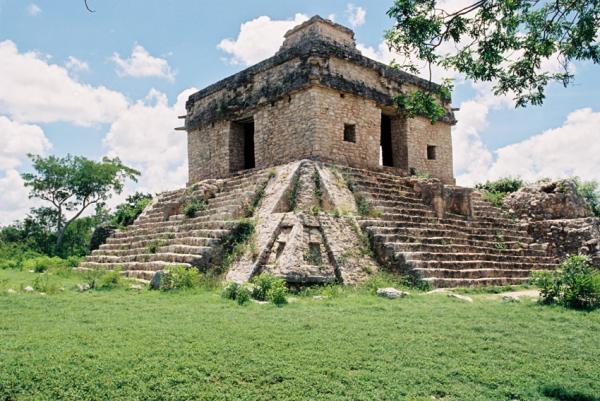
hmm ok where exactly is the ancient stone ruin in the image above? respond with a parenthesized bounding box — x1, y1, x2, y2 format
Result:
(82, 16, 599, 287)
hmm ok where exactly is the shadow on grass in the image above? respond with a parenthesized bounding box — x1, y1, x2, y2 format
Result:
(542, 385, 600, 401)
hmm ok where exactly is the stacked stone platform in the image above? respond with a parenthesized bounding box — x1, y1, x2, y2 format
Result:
(343, 167, 559, 287)
(80, 169, 273, 281)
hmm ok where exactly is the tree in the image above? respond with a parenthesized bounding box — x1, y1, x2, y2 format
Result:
(22, 154, 140, 250)
(386, 0, 600, 119)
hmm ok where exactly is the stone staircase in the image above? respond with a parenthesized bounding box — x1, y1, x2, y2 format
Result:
(343, 167, 559, 287)
(80, 169, 273, 281)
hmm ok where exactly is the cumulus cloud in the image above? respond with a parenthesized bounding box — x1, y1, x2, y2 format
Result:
(103, 88, 197, 195)
(217, 14, 309, 65)
(346, 4, 366, 28)
(26, 3, 41, 16)
(0, 40, 128, 126)
(0, 116, 52, 226)
(0, 116, 52, 170)
(112, 45, 176, 81)
(64, 56, 89, 72)
(452, 83, 600, 186)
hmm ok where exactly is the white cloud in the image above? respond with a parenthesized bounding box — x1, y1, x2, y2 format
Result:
(0, 116, 52, 226)
(452, 83, 600, 186)
(346, 4, 366, 28)
(0, 40, 128, 126)
(0, 116, 52, 170)
(327, 14, 337, 22)
(111, 45, 176, 81)
(103, 88, 197, 195)
(0, 170, 37, 226)
(26, 3, 41, 16)
(64, 56, 89, 72)
(217, 14, 309, 65)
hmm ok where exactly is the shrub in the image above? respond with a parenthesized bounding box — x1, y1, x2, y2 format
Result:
(83, 267, 105, 289)
(23, 256, 68, 273)
(476, 177, 524, 194)
(183, 198, 207, 218)
(251, 273, 288, 305)
(223, 274, 288, 306)
(159, 265, 199, 291)
(533, 255, 600, 310)
(98, 269, 123, 290)
(362, 272, 411, 294)
(66, 256, 82, 268)
(32, 275, 59, 294)
(267, 283, 288, 306)
(476, 177, 524, 208)
(112, 192, 153, 227)
(221, 281, 240, 300)
(236, 283, 252, 305)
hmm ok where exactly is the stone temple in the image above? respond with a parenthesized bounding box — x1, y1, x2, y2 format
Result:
(184, 16, 455, 185)
(82, 17, 599, 287)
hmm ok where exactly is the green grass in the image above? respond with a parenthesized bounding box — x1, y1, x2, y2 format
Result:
(1, 269, 599, 401)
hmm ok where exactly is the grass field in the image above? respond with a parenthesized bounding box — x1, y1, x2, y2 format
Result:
(1, 269, 599, 401)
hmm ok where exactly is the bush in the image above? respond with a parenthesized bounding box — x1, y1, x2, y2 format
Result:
(236, 283, 253, 305)
(222, 274, 288, 306)
(221, 282, 240, 300)
(159, 265, 199, 291)
(533, 255, 600, 310)
(476, 177, 524, 208)
(98, 269, 123, 290)
(112, 192, 153, 227)
(267, 283, 288, 306)
(252, 273, 288, 305)
(362, 272, 411, 295)
(183, 199, 207, 218)
(32, 275, 59, 294)
(23, 256, 68, 273)
(82, 267, 104, 289)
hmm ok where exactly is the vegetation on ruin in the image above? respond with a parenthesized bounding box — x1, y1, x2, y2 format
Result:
(182, 197, 208, 218)
(386, 0, 600, 122)
(218, 218, 257, 272)
(476, 176, 600, 215)
(1, 266, 599, 400)
(533, 255, 600, 310)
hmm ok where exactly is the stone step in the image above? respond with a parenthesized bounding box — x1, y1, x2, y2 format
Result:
(113, 214, 233, 237)
(80, 261, 192, 272)
(423, 276, 531, 288)
(386, 242, 546, 257)
(105, 228, 230, 246)
(86, 252, 205, 265)
(402, 251, 552, 264)
(373, 234, 535, 252)
(414, 267, 532, 279)
(362, 216, 529, 235)
(366, 226, 531, 243)
(407, 259, 556, 270)
(93, 244, 212, 257)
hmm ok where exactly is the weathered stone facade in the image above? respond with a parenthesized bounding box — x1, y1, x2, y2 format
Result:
(183, 16, 455, 185)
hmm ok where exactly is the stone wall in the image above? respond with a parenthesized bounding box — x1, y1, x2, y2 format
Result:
(254, 90, 316, 169)
(187, 120, 230, 183)
(528, 218, 600, 267)
(312, 87, 380, 169)
(406, 116, 454, 184)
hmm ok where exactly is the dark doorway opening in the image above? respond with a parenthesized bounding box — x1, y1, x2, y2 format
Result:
(243, 121, 255, 169)
(380, 114, 394, 167)
(230, 119, 255, 173)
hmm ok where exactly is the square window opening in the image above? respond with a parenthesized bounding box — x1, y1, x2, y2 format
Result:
(427, 145, 437, 160)
(343, 124, 356, 143)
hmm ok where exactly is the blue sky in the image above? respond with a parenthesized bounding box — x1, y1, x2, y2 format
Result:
(0, 0, 599, 225)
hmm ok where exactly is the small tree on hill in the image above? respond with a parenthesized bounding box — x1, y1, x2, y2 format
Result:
(22, 154, 140, 250)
